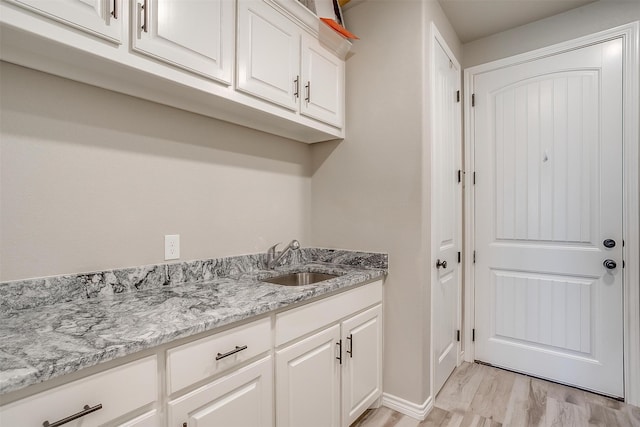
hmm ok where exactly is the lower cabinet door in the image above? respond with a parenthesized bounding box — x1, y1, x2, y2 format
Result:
(276, 324, 341, 427)
(341, 304, 383, 426)
(167, 356, 273, 427)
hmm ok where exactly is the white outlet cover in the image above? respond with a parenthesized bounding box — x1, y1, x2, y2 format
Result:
(165, 234, 180, 260)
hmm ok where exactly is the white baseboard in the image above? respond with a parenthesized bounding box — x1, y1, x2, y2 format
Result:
(380, 393, 433, 420)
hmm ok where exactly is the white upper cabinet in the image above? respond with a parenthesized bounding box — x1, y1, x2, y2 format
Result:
(132, 0, 234, 84)
(237, 0, 300, 110)
(5, 0, 122, 42)
(1, 0, 350, 141)
(237, 0, 345, 128)
(301, 35, 344, 127)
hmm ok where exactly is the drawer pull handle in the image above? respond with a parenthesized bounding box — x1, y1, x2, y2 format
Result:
(216, 345, 248, 360)
(346, 334, 353, 358)
(42, 403, 102, 427)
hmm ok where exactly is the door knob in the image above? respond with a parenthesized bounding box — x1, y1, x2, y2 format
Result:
(436, 259, 447, 269)
(603, 239, 616, 248)
(603, 259, 617, 270)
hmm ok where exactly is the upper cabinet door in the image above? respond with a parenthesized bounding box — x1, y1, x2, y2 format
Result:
(300, 36, 344, 128)
(236, 0, 300, 111)
(5, 0, 122, 42)
(132, 0, 234, 84)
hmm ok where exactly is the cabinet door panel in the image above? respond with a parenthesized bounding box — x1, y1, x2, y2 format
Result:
(237, 0, 299, 110)
(5, 0, 121, 42)
(342, 304, 383, 426)
(276, 324, 341, 427)
(133, 0, 233, 83)
(168, 356, 273, 427)
(301, 36, 344, 127)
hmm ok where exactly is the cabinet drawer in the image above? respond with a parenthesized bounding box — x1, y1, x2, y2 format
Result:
(168, 356, 273, 427)
(275, 280, 382, 346)
(0, 356, 157, 426)
(117, 409, 159, 427)
(167, 317, 271, 394)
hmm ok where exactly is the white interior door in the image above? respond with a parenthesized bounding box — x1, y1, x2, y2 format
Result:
(473, 39, 624, 397)
(432, 36, 462, 395)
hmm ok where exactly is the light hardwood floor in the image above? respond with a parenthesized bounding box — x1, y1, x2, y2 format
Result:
(352, 362, 640, 427)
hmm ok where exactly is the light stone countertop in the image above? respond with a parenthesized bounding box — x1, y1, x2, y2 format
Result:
(0, 249, 387, 395)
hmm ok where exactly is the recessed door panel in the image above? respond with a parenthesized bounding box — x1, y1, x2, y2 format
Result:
(474, 39, 623, 397)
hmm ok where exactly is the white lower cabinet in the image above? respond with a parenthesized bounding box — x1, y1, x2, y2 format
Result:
(0, 281, 382, 427)
(168, 356, 273, 427)
(276, 324, 342, 427)
(341, 305, 383, 426)
(0, 356, 157, 426)
(276, 281, 384, 427)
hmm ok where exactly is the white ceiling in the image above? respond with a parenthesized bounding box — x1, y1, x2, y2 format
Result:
(438, 0, 598, 43)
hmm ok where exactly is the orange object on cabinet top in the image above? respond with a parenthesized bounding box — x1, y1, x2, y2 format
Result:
(320, 18, 359, 39)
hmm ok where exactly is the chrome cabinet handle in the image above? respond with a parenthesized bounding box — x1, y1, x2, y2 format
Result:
(111, 0, 117, 19)
(141, 0, 148, 32)
(346, 334, 353, 358)
(294, 76, 300, 98)
(43, 404, 102, 427)
(216, 345, 248, 360)
(336, 340, 342, 364)
(305, 81, 310, 102)
(436, 259, 447, 269)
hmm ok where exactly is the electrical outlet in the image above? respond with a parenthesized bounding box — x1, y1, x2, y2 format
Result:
(165, 234, 180, 260)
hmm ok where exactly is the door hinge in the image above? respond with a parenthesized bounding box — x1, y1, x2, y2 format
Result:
(457, 169, 462, 183)
(471, 93, 475, 106)
(473, 172, 476, 185)
(473, 250, 476, 263)
(456, 90, 460, 102)
(472, 329, 476, 342)
(458, 251, 461, 263)
(456, 330, 461, 342)
(623, 260, 625, 268)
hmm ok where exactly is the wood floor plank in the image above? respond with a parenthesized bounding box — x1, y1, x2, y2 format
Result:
(469, 365, 515, 423)
(436, 362, 486, 413)
(545, 396, 589, 427)
(419, 407, 451, 427)
(353, 363, 640, 427)
(626, 404, 640, 426)
(586, 402, 632, 427)
(502, 374, 546, 427)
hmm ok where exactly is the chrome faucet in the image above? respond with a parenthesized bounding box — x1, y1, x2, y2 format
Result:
(267, 240, 300, 269)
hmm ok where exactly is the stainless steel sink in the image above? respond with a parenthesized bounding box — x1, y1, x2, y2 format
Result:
(262, 272, 340, 286)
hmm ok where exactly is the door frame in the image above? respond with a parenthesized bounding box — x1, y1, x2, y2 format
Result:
(463, 21, 640, 405)
(430, 21, 463, 399)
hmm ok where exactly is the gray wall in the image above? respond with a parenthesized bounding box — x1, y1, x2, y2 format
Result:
(0, 62, 312, 281)
(310, 0, 461, 406)
(464, 0, 640, 67)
